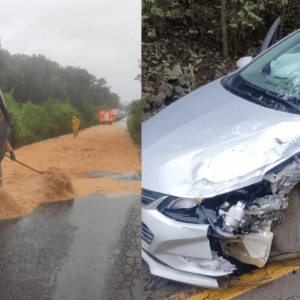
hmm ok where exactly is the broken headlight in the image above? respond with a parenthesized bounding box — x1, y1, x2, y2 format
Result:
(156, 196, 242, 232)
(156, 177, 281, 238)
(142, 188, 168, 206)
(165, 197, 199, 209)
(157, 196, 209, 224)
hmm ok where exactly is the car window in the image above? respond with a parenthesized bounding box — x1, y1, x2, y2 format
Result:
(241, 31, 300, 102)
(222, 31, 300, 114)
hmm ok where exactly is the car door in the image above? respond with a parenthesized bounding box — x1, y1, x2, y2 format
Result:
(258, 16, 281, 55)
(237, 17, 281, 69)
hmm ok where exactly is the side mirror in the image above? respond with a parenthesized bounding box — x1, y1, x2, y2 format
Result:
(236, 56, 253, 69)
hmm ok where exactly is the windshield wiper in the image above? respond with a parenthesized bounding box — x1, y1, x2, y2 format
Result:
(243, 80, 300, 114)
(223, 75, 300, 113)
(228, 84, 270, 108)
(264, 89, 300, 114)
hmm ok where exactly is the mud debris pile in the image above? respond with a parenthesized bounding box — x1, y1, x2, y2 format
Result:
(41, 167, 74, 198)
(0, 189, 22, 218)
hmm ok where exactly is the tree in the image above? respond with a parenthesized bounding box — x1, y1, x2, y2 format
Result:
(221, 0, 228, 58)
(0, 47, 121, 120)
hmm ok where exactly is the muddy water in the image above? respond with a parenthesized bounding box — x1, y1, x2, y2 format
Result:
(0, 193, 138, 299)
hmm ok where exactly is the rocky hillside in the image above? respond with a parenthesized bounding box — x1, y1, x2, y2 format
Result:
(142, 40, 240, 121)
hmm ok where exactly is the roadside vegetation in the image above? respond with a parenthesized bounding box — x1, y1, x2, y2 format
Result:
(142, 0, 298, 120)
(127, 99, 142, 147)
(4, 92, 100, 148)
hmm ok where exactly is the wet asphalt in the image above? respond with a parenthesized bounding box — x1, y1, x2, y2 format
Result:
(114, 115, 128, 127)
(0, 192, 141, 300)
(232, 268, 300, 300)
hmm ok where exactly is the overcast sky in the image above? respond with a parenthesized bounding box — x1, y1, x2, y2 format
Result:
(0, 0, 141, 104)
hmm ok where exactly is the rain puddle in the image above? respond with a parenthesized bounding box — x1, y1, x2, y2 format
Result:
(87, 171, 141, 182)
(0, 193, 137, 299)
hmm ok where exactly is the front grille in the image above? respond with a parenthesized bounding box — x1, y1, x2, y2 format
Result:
(142, 222, 154, 245)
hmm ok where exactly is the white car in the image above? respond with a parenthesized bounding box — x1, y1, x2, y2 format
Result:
(142, 17, 300, 288)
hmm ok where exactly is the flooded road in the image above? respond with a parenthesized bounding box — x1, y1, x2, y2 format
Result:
(0, 192, 141, 300)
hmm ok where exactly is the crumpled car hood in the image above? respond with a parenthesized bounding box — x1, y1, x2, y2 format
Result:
(142, 78, 300, 198)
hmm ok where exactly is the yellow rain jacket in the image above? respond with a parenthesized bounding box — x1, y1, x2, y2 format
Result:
(71, 116, 80, 134)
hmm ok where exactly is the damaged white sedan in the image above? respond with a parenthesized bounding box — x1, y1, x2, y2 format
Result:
(142, 21, 300, 289)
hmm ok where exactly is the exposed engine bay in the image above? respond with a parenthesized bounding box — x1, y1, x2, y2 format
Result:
(156, 153, 300, 271)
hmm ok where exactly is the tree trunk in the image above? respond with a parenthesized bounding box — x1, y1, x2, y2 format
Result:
(221, 0, 228, 58)
(234, 28, 237, 57)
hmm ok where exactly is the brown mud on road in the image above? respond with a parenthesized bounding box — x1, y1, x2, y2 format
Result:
(0, 124, 141, 219)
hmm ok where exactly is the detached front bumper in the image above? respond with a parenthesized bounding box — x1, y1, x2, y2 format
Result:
(142, 200, 236, 288)
(142, 249, 229, 289)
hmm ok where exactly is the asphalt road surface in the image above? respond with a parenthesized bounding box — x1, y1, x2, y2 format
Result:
(142, 253, 300, 300)
(115, 115, 128, 126)
(0, 192, 141, 300)
(233, 269, 300, 300)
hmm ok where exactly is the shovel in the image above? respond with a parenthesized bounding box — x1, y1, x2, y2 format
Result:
(5, 154, 44, 175)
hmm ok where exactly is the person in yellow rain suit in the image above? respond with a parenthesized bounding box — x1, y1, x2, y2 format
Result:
(71, 116, 80, 138)
(0, 141, 16, 187)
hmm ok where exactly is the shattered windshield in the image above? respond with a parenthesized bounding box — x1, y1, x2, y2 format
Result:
(223, 31, 300, 114)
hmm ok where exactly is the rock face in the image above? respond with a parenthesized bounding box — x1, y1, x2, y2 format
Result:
(143, 62, 195, 121)
(155, 91, 166, 106)
(144, 63, 195, 115)
(159, 82, 173, 97)
(177, 77, 189, 88)
(144, 86, 155, 93)
(142, 92, 150, 99)
(174, 85, 186, 97)
(142, 54, 238, 122)
(172, 63, 183, 77)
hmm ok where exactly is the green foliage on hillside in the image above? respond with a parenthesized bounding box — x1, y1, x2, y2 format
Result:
(4, 92, 83, 148)
(142, 0, 298, 57)
(127, 99, 141, 146)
